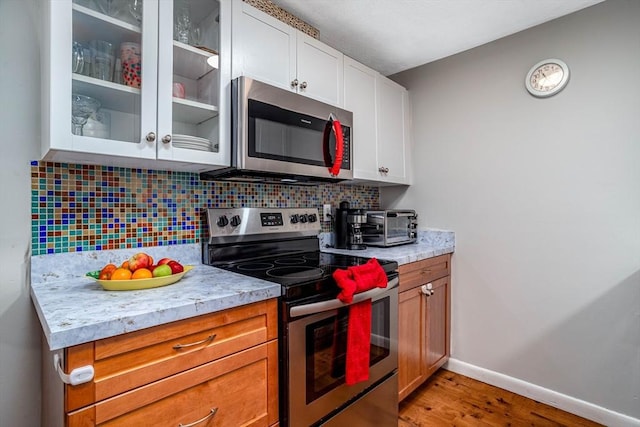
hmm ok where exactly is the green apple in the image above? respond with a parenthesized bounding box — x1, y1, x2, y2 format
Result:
(152, 264, 172, 278)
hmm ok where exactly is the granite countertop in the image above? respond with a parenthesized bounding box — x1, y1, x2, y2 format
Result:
(320, 229, 455, 265)
(30, 244, 281, 351)
(31, 229, 454, 351)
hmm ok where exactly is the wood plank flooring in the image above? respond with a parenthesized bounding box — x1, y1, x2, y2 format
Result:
(399, 369, 604, 427)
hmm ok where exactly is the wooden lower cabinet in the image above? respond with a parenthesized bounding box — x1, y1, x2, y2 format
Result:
(62, 299, 279, 426)
(398, 254, 451, 401)
(68, 341, 278, 426)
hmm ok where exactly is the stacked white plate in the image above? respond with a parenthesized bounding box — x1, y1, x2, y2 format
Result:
(172, 134, 214, 151)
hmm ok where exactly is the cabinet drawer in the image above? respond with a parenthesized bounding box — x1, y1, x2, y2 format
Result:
(66, 299, 277, 411)
(398, 254, 450, 292)
(67, 340, 279, 427)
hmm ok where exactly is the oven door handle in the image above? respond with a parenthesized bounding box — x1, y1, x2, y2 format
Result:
(289, 277, 399, 318)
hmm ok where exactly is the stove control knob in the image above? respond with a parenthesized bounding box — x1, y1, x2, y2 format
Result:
(216, 215, 229, 227)
(308, 213, 318, 223)
(299, 214, 308, 223)
(230, 215, 241, 227)
(290, 214, 299, 224)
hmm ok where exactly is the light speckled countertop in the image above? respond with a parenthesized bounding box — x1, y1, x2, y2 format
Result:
(320, 229, 455, 264)
(31, 229, 454, 351)
(30, 244, 281, 351)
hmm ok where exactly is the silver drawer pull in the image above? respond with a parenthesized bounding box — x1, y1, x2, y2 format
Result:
(179, 408, 218, 427)
(173, 334, 216, 350)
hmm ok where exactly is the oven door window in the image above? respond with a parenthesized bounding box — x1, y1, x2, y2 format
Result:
(305, 298, 390, 404)
(248, 99, 350, 168)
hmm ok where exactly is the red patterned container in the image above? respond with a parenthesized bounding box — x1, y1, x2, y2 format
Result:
(120, 42, 141, 88)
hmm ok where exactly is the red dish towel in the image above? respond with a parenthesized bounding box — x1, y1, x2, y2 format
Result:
(333, 258, 388, 385)
(334, 258, 388, 303)
(345, 299, 372, 385)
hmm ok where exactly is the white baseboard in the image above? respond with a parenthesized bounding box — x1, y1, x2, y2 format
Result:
(445, 358, 640, 427)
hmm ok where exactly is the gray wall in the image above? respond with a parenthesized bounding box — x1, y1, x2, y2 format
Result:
(385, 0, 639, 420)
(0, 0, 43, 425)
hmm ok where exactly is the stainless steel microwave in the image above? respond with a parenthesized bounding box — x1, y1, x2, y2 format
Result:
(200, 76, 353, 184)
(363, 210, 418, 247)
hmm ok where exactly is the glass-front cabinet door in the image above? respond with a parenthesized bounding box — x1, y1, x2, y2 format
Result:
(43, 0, 229, 170)
(157, 0, 228, 165)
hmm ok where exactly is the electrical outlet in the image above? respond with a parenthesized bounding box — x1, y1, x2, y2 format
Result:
(323, 204, 332, 222)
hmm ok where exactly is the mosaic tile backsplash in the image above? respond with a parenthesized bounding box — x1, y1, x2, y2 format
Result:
(31, 162, 379, 255)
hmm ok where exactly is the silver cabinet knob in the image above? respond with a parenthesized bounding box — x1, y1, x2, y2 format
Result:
(300, 81, 308, 90)
(291, 79, 299, 88)
(378, 166, 390, 174)
(162, 134, 172, 144)
(145, 132, 156, 142)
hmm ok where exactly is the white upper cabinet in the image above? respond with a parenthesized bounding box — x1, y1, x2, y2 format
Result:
(375, 75, 411, 184)
(42, 0, 230, 171)
(231, 0, 344, 106)
(344, 57, 379, 181)
(230, 1, 295, 91)
(295, 32, 344, 106)
(344, 56, 411, 185)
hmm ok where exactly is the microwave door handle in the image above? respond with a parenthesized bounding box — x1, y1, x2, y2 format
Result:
(323, 115, 344, 177)
(289, 277, 399, 318)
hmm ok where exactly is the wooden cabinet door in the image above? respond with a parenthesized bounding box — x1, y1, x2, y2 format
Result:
(67, 341, 279, 427)
(424, 276, 451, 378)
(344, 56, 379, 182)
(231, 0, 296, 91)
(398, 255, 452, 401)
(376, 75, 409, 184)
(398, 287, 426, 401)
(296, 32, 344, 106)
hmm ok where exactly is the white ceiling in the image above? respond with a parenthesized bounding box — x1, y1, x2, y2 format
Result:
(270, 0, 605, 76)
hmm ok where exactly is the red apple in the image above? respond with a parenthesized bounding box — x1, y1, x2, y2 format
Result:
(167, 260, 184, 274)
(157, 257, 173, 265)
(128, 252, 152, 272)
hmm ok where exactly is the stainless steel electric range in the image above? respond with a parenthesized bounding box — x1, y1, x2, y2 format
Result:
(202, 207, 399, 427)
